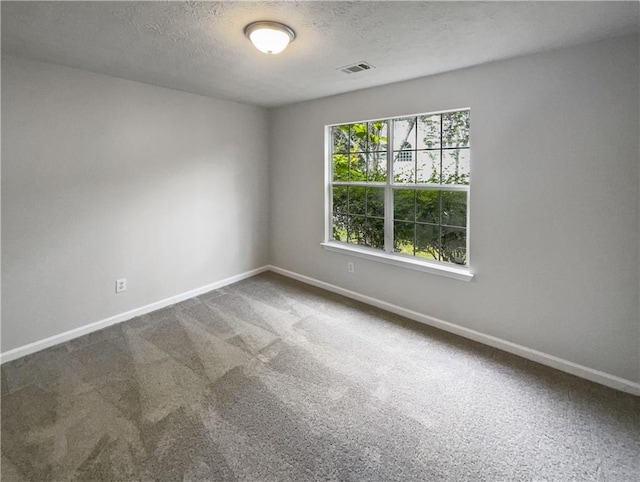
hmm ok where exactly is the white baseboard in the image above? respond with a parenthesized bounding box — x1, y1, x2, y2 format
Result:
(267, 265, 640, 397)
(3, 263, 639, 396)
(0, 266, 270, 364)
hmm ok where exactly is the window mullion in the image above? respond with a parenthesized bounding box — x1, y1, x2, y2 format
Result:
(384, 121, 394, 253)
(326, 126, 333, 243)
(439, 116, 444, 261)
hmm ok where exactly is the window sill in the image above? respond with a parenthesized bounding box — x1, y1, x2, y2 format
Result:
(321, 242, 474, 282)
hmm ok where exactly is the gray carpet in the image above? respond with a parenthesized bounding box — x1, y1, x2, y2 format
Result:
(1, 272, 639, 481)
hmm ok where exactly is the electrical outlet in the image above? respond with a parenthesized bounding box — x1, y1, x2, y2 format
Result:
(115, 278, 127, 293)
(347, 262, 355, 273)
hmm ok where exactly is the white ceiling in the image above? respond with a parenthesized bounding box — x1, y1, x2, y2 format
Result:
(2, 1, 638, 107)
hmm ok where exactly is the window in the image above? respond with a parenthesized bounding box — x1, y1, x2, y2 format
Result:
(397, 142, 413, 162)
(325, 109, 470, 277)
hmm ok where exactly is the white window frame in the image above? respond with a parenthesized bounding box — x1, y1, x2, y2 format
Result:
(322, 108, 474, 282)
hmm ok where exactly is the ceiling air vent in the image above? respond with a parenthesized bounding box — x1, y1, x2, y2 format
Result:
(337, 61, 375, 75)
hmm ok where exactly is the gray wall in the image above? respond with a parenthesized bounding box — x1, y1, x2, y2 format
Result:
(269, 35, 640, 382)
(2, 56, 270, 352)
(3, 35, 639, 385)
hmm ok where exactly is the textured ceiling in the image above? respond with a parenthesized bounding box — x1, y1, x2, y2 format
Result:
(2, 1, 639, 107)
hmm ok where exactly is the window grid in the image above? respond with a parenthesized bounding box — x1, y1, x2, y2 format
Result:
(329, 109, 470, 267)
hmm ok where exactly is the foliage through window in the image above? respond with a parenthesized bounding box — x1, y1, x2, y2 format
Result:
(328, 109, 470, 266)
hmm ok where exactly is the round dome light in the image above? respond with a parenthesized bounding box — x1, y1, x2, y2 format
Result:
(244, 21, 296, 55)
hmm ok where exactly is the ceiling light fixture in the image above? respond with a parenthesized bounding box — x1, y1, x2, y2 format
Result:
(244, 21, 295, 55)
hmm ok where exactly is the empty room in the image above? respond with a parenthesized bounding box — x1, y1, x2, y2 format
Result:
(1, 1, 639, 480)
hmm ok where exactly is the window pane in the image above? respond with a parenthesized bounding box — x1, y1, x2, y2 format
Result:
(366, 187, 384, 218)
(368, 121, 388, 152)
(348, 153, 367, 181)
(364, 218, 385, 250)
(442, 111, 470, 148)
(348, 186, 366, 215)
(341, 215, 384, 250)
(332, 154, 348, 181)
(350, 123, 368, 152)
(441, 149, 470, 185)
(394, 189, 415, 222)
(347, 215, 367, 244)
(393, 117, 416, 151)
(367, 152, 387, 182)
(332, 213, 347, 242)
(416, 150, 440, 183)
(332, 186, 348, 214)
(415, 224, 440, 260)
(393, 150, 415, 183)
(415, 190, 440, 224)
(394, 221, 415, 255)
(441, 227, 467, 265)
(332, 125, 349, 154)
(441, 191, 467, 227)
(417, 114, 441, 150)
